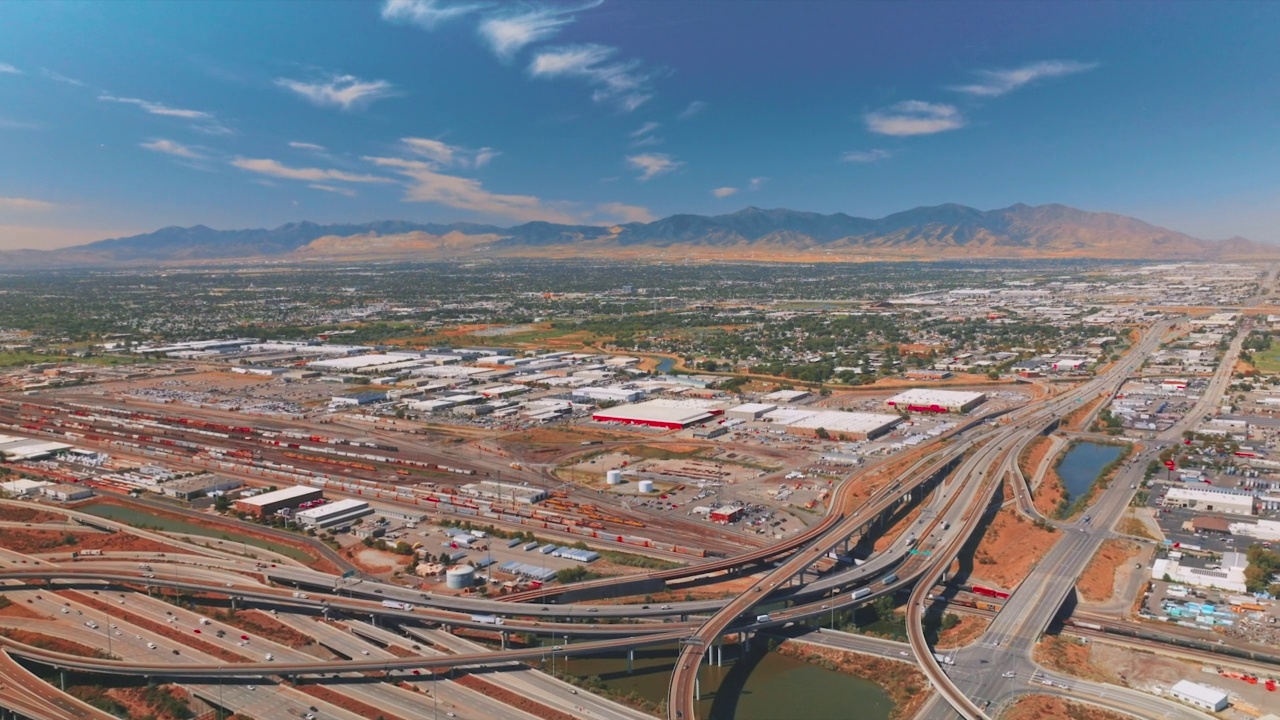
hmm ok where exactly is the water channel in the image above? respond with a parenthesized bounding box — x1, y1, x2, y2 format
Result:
(1055, 441, 1126, 505)
(561, 642, 893, 720)
(77, 502, 315, 562)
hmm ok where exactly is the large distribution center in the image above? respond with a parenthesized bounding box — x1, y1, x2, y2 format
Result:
(294, 498, 373, 529)
(593, 399, 724, 429)
(763, 409, 903, 440)
(885, 389, 987, 414)
(234, 486, 322, 517)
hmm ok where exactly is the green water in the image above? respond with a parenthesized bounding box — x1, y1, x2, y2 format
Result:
(560, 642, 893, 720)
(1056, 442, 1125, 504)
(76, 503, 314, 563)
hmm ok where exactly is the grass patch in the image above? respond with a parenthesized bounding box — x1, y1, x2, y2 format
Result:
(1249, 346, 1280, 374)
(599, 550, 682, 570)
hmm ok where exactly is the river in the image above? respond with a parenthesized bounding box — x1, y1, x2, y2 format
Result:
(561, 642, 893, 720)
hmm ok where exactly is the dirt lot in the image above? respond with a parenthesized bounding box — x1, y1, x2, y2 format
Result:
(1078, 539, 1141, 603)
(0, 627, 107, 658)
(345, 547, 409, 573)
(777, 640, 929, 720)
(1063, 395, 1106, 433)
(999, 694, 1129, 720)
(1032, 462, 1068, 517)
(1032, 635, 1119, 685)
(936, 613, 990, 650)
(0, 528, 183, 556)
(969, 490, 1059, 590)
(0, 599, 45, 619)
(0, 504, 66, 523)
(1017, 436, 1054, 483)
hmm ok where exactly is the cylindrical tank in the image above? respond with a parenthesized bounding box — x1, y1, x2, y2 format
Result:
(606, 469, 623, 485)
(637, 479, 655, 493)
(445, 564, 476, 589)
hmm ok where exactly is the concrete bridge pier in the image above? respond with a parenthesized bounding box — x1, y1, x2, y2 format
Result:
(627, 648, 634, 673)
(500, 631, 507, 650)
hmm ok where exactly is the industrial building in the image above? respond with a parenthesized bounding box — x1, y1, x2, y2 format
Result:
(161, 474, 244, 501)
(763, 389, 810, 403)
(763, 408, 903, 440)
(460, 480, 547, 504)
(1150, 551, 1249, 593)
(43, 483, 93, 502)
(710, 506, 744, 524)
(294, 498, 373, 529)
(572, 386, 645, 404)
(885, 389, 987, 414)
(0, 434, 73, 461)
(329, 391, 388, 407)
(592, 398, 724, 429)
(1169, 680, 1229, 712)
(234, 486, 322, 517)
(725, 403, 777, 421)
(0, 479, 49, 497)
(1164, 486, 1256, 516)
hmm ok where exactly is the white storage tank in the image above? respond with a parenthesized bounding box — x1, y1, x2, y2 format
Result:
(445, 564, 476, 590)
(606, 469, 623, 485)
(637, 479, 655, 493)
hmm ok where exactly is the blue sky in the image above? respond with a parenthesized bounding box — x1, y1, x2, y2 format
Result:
(2, 0, 1279, 249)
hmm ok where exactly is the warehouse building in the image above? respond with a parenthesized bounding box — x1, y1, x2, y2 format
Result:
(294, 498, 373, 529)
(43, 483, 93, 502)
(725, 403, 777, 421)
(885, 389, 987, 414)
(162, 474, 244, 501)
(764, 409, 903, 440)
(710, 506, 744, 524)
(593, 398, 724, 429)
(1164, 486, 1256, 516)
(0, 434, 73, 461)
(1169, 680, 1229, 712)
(234, 486, 322, 517)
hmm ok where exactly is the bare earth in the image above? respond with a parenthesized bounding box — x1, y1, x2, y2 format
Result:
(936, 613, 991, 650)
(1077, 539, 1141, 603)
(970, 489, 1059, 590)
(999, 694, 1129, 720)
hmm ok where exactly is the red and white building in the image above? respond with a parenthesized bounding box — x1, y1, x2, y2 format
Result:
(592, 398, 725, 430)
(885, 389, 987, 414)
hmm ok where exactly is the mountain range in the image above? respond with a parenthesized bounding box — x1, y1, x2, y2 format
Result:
(2, 203, 1270, 267)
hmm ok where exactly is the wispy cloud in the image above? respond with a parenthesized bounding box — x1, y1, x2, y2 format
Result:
(748, 177, 766, 191)
(230, 157, 393, 184)
(288, 141, 327, 151)
(402, 137, 500, 169)
(364, 155, 578, 223)
(0, 196, 56, 211)
(381, 0, 488, 29)
(141, 139, 204, 159)
(308, 184, 357, 197)
(865, 101, 964, 136)
(711, 187, 738, 199)
(0, 117, 39, 130)
(41, 68, 84, 86)
(98, 94, 212, 120)
(0, 63, 22, 75)
(479, 2, 598, 60)
(595, 202, 654, 223)
(626, 153, 681, 181)
(950, 60, 1098, 97)
(841, 148, 892, 163)
(629, 121, 662, 146)
(529, 44, 653, 112)
(276, 74, 398, 110)
(678, 100, 706, 120)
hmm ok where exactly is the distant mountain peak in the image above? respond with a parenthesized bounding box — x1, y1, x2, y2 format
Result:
(5, 203, 1268, 268)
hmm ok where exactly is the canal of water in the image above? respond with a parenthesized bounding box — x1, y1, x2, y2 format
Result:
(1056, 441, 1126, 505)
(655, 357, 675, 374)
(77, 502, 315, 563)
(561, 643, 893, 720)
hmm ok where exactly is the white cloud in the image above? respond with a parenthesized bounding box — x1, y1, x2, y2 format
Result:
(626, 153, 681, 181)
(841, 148, 892, 163)
(0, 63, 22, 75)
(289, 141, 326, 151)
(630, 121, 660, 138)
(748, 177, 766, 191)
(364, 155, 578, 223)
(865, 101, 964, 136)
(479, 3, 596, 60)
(98, 94, 212, 120)
(678, 100, 706, 120)
(530, 44, 653, 112)
(381, 0, 487, 28)
(276, 74, 397, 110)
(596, 202, 654, 223)
(140, 139, 204, 159)
(711, 187, 738, 199)
(41, 69, 84, 86)
(950, 60, 1098, 97)
(402, 137, 499, 169)
(0, 197, 55, 211)
(629, 121, 662, 146)
(308, 184, 357, 197)
(230, 157, 394, 184)
(0, 117, 39, 130)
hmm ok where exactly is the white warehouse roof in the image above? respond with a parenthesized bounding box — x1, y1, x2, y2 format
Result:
(885, 389, 987, 409)
(307, 352, 423, 371)
(774, 410, 903, 435)
(236, 485, 318, 507)
(294, 498, 369, 521)
(1170, 680, 1228, 707)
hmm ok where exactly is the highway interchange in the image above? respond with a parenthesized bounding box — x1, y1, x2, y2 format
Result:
(0, 314, 1275, 720)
